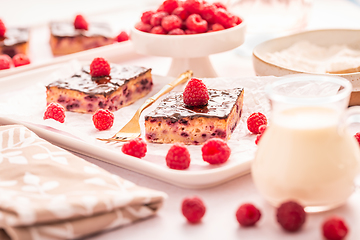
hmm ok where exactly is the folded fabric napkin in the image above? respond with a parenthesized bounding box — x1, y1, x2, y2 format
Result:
(0, 125, 167, 240)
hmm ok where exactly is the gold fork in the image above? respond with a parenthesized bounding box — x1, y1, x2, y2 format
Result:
(97, 70, 193, 142)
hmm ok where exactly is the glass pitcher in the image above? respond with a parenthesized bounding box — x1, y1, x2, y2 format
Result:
(252, 74, 360, 212)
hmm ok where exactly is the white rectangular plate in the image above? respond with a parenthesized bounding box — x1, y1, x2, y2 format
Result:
(0, 61, 274, 189)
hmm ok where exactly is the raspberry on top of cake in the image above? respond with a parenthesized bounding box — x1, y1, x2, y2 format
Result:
(0, 19, 29, 58)
(49, 14, 115, 56)
(46, 57, 153, 113)
(145, 78, 244, 145)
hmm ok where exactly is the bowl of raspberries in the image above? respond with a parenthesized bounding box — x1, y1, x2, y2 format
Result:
(131, 0, 246, 78)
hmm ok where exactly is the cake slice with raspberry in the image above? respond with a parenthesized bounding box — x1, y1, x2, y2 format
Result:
(144, 88, 244, 145)
(49, 15, 114, 56)
(46, 58, 153, 113)
(0, 19, 29, 57)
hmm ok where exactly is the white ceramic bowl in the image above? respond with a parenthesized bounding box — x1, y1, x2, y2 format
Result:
(252, 29, 360, 105)
(130, 20, 246, 78)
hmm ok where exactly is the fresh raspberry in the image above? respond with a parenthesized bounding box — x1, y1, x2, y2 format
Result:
(209, 23, 225, 31)
(166, 143, 191, 170)
(322, 216, 348, 240)
(92, 109, 114, 130)
(162, 0, 180, 14)
(183, 0, 203, 14)
(0, 54, 12, 70)
(44, 102, 66, 123)
(183, 77, 209, 106)
(161, 15, 182, 32)
(135, 22, 153, 32)
(201, 138, 231, 164)
(74, 14, 88, 30)
(172, 7, 190, 21)
(236, 203, 261, 227)
(354, 132, 360, 146)
(181, 196, 206, 223)
(255, 125, 267, 144)
(232, 15, 242, 25)
(276, 201, 306, 232)
(12, 53, 30, 67)
(213, 2, 227, 10)
(157, 2, 165, 12)
(247, 112, 267, 134)
(150, 11, 169, 27)
(258, 124, 267, 134)
(215, 8, 234, 28)
(168, 28, 185, 35)
(115, 31, 129, 42)
(200, 3, 217, 24)
(185, 14, 208, 33)
(150, 26, 167, 34)
(141, 10, 155, 24)
(90, 57, 111, 77)
(0, 19, 6, 37)
(255, 134, 262, 145)
(121, 137, 147, 158)
(185, 29, 197, 34)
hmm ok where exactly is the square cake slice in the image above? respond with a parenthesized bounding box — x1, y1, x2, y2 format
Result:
(46, 65, 153, 113)
(0, 27, 29, 57)
(49, 22, 114, 56)
(144, 88, 244, 145)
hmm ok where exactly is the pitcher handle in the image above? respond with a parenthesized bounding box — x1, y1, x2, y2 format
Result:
(341, 106, 360, 135)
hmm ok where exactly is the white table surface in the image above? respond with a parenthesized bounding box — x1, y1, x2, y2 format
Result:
(2, 0, 360, 239)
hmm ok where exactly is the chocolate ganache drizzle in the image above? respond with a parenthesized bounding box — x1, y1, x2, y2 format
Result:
(46, 65, 151, 97)
(146, 88, 244, 120)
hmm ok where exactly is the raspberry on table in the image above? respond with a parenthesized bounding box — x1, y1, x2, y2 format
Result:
(150, 11, 169, 26)
(115, 31, 129, 42)
(185, 14, 208, 33)
(247, 112, 267, 134)
(0, 54, 12, 70)
(183, 77, 209, 106)
(44, 102, 66, 123)
(181, 196, 206, 223)
(135, 22, 153, 32)
(236, 203, 261, 227)
(74, 14, 88, 30)
(0, 19, 6, 37)
(141, 10, 155, 24)
(92, 109, 114, 130)
(255, 125, 267, 145)
(90, 57, 111, 77)
(354, 132, 360, 146)
(162, 0, 180, 14)
(168, 28, 185, 35)
(183, 0, 203, 14)
(322, 216, 348, 240)
(276, 201, 306, 232)
(121, 137, 147, 158)
(166, 143, 191, 170)
(12, 53, 30, 67)
(150, 26, 167, 34)
(161, 15, 182, 32)
(201, 138, 231, 164)
(172, 7, 190, 21)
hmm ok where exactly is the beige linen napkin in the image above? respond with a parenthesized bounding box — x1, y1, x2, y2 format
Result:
(0, 125, 167, 240)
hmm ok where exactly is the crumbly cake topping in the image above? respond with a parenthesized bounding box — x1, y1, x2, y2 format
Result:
(146, 88, 244, 120)
(0, 28, 29, 46)
(50, 22, 113, 38)
(46, 65, 151, 96)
